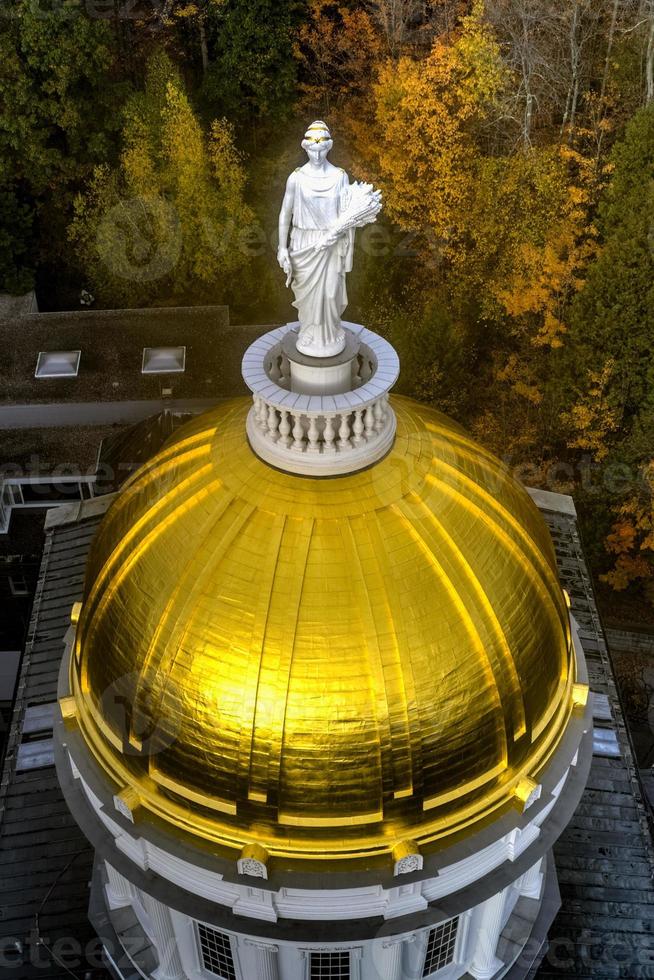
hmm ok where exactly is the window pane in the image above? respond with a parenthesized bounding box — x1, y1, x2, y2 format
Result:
(422, 917, 459, 976)
(309, 950, 351, 978)
(198, 922, 237, 980)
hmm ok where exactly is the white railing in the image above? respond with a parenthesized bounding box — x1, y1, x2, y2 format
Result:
(0, 476, 97, 534)
(242, 322, 399, 476)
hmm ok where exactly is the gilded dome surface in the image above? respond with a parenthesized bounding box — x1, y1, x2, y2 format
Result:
(72, 395, 575, 868)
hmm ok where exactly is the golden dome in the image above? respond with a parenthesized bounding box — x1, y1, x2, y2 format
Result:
(71, 395, 575, 870)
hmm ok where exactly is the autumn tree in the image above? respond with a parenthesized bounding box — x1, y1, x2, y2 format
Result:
(602, 462, 654, 604)
(68, 52, 254, 308)
(562, 105, 654, 606)
(366, 5, 596, 449)
(296, 1, 383, 115)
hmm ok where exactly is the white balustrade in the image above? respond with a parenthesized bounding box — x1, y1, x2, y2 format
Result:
(242, 322, 399, 476)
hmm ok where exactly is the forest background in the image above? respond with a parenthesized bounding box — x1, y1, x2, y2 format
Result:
(1, 0, 654, 626)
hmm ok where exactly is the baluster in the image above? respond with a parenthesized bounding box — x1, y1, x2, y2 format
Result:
(307, 416, 320, 453)
(360, 357, 373, 383)
(374, 398, 384, 433)
(292, 413, 305, 452)
(352, 409, 365, 447)
(364, 404, 375, 441)
(338, 413, 352, 450)
(268, 355, 282, 384)
(266, 405, 279, 442)
(323, 414, 336, 454)
(278, 410, 291, 448)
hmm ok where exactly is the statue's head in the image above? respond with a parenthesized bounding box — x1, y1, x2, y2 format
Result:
(301, 121, 333, 164)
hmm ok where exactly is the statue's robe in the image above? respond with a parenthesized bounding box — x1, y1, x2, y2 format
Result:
(289, 166, 354, 354)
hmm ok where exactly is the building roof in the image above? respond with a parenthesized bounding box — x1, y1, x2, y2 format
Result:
(0, 508, 110, 979)
(72, 396, 574, 871)
(0, 305, 265, 406)
(534, 501, 654, 980)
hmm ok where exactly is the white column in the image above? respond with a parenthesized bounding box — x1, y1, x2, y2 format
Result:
(104, 862, 132, 910)
(521, 857, 544, 900)
(373, 940, 403, 980)
(468, 889, 508, 980)
(140, 893, 186, 980)
(244, 940, 280, 980)
(403, 932, 428, 980)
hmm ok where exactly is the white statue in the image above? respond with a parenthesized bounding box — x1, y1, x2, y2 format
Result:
(277, 121, 382, 358)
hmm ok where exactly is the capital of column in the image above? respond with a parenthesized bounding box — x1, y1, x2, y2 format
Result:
(244, 939, 280, 980)
(521, 856, 544, 900)
(104, 862, 132, 910)
(374, 937, 403, 980)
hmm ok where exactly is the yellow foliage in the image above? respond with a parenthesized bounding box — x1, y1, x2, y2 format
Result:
(602, 473, 654, 599)
(489, 148, 597, 348)
(563, 361, 619, 462)
(368, 4, 507, 242)
(68, 54, 253, 305)
(367, 13, 596, 353)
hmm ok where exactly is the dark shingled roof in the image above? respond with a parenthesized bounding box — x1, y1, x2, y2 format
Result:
(0, 509, 109, 979)
(0, 305, 268, 405)
(0, 492, 652, 979)
(535, 504, 654, 980)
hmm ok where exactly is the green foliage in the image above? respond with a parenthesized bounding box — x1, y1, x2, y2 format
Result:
(563, 106, 654, 608)
(568, 105, 654, 445)
(0, 1, 120, 195)
(0, 185, 35, 294)
(0, 0, 122, 292)
(203, 0, 306, 125)
(68, 52, 255, 308)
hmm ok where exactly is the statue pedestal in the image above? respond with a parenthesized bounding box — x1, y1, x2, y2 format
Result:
(283, 328, 359, 395)
(243, 321, 399, 476)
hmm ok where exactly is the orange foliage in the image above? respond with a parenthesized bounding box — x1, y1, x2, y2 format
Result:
(296, 1, 384, 113)
(603, 462, 654, 602)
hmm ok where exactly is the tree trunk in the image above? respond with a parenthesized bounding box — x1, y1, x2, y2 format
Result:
(600, 0, 621, 107)
(521, 11, 534, 146)
(198, 13, 209, 75)
(646, 4, 654, 102)
(561, 1, 581, 141)
(596, 0, 621, 158)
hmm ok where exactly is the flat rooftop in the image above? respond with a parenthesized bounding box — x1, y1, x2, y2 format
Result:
(0, 306, 269, 405)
